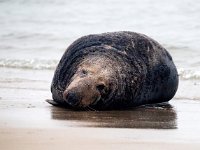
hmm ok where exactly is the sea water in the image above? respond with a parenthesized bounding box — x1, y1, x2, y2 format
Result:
(0, 0, 200, 100)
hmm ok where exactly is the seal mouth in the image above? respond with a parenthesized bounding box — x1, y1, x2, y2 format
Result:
(89, 83, 109, 106)
(91, 95, 101, 106)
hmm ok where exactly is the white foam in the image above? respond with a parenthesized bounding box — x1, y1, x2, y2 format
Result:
(0, 59, 58, 70)
(178, 68, 200, 80)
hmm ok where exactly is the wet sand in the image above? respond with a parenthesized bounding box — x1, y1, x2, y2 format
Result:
(0, 68, 200, 149)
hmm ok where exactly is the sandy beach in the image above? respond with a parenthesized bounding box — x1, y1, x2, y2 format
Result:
(1, 68, 200, 150)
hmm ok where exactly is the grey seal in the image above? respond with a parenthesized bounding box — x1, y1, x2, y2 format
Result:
(47, 31, 179, 110)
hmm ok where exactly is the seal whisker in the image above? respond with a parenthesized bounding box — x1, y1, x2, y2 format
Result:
(85, 106, 91, 111)
(85, 107, 89, 111)
(87, 106, 97, 111)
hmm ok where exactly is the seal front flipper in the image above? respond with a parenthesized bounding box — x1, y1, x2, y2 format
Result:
(46, 99, 61, 106)
(46, 99, 71, 108)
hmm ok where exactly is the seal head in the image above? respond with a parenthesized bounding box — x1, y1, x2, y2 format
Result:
(62, 55, 117, 108)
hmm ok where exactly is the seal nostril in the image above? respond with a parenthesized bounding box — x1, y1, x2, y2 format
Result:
(63, 91, 80, 106)
(96, 83, 105, 92)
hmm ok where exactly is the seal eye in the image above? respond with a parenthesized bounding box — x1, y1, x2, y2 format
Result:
(82, 69, 87, 74)
(80, 69, 88, 77)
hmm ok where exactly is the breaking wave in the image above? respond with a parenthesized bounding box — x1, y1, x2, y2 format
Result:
(0, 59, 200, 80)
(0, 58, 58, 70)
(178, 68, 200, 80)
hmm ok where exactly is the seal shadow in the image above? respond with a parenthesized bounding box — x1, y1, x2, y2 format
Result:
(49, 102, 177, 129)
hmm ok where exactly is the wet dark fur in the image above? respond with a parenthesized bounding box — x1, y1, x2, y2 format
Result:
(50, 31, 179, 110)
